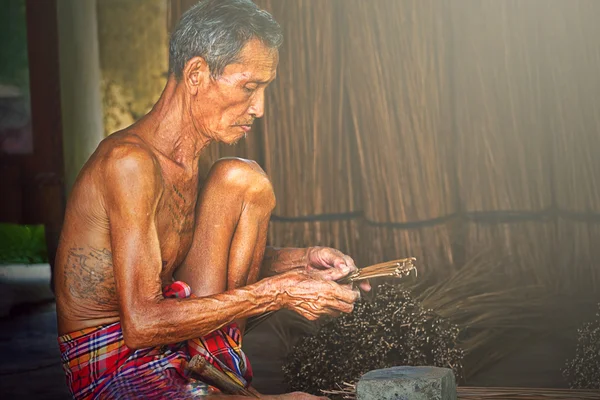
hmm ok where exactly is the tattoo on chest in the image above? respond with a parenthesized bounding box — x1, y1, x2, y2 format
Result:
(165, 184, 195, 235)
(65, 246, 117, 306)
(172, 184, 186, 202)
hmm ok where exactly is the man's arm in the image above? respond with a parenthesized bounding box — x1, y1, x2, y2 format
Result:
(260, 246, 308, 277)
(103, 145, 358, 350)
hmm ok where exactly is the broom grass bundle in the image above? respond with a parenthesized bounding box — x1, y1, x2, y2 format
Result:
(281, 251, 597, 395)
(254, 0, 362, 257)
(555, 219, 600, 293)
(337, 257, 417, 285)
(563, 303, 600, 389)
(404, 250, 599, 380)
(541, 2, 600, 292)
(343, 0, 456, 271)
(283, 282, 465, 396)
(462, 222, 558, 288)
(451, 1, 558, 288)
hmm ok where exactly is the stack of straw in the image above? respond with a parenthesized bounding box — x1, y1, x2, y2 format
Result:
(255, 0, 362, 258)
(411, 252, 549, 378)
(451, 0, 556, 286)
(540, 1, 600, 292)
(343, 0, 457, 273)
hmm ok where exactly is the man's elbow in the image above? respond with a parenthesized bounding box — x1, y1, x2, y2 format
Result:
(121, 313, 155, 350)
(122, 324, 148, 350)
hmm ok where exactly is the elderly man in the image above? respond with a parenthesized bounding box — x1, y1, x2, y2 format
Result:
(54, 1, 368, 399)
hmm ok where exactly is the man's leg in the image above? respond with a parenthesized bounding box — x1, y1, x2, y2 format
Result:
(175, 158, 329, 399)
(175, 157, 275, 309)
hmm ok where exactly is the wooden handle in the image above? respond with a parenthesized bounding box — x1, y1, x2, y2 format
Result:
(186, 355, 258, 397)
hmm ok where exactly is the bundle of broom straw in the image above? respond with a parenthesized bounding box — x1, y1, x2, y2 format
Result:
(255, 0, 362, 259)
(451, 0, 556, 287)
(343, 0, 456, 272)
(404, 249, 599, 380)
(337, 257, 417, 285)
(541, 1, 600, 293)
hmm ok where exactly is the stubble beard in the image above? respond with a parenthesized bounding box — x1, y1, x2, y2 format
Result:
(228, 131, 247, 146)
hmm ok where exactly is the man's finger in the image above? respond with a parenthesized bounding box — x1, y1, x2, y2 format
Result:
(342, 255, 358, 272)
(333, 254, 357, 275)
(332, 257, 352, 276)
(332, 283, 360, 304)
(308, 274, 358, 303)
(358, 280, 371, 292)
(315, 266, 350, 282)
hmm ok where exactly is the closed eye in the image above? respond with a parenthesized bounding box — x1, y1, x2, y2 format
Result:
(244, 84, 258, 94)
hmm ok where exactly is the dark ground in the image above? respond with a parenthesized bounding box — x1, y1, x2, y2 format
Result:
(0, 289, 581, 399)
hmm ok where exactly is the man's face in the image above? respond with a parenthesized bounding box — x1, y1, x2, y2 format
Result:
(192, 39, 278, 145)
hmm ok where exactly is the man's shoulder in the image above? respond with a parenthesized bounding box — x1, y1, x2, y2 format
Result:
(98, 132, 159, 172)
(90, 132, 164, 197)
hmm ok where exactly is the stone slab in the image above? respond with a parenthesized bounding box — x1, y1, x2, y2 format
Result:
(356, 366, 457, 400)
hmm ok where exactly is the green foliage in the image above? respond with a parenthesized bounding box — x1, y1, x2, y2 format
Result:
(563, 303, 600, 389)
(0, 223, 48, 264)
(283, 283, 464, 396)
(0, 0, 30, 91)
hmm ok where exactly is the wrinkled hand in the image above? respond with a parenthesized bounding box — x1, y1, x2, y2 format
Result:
(305, 246, 371, 292)
(274, 268, 360, 321)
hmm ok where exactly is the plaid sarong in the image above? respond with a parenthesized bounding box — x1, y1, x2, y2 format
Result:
(58, 281, 253, 399)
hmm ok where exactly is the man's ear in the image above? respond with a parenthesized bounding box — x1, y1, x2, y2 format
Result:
(182, 56, 210, 96)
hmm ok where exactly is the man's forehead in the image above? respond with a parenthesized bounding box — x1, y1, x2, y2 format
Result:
(235, 40, 279, 81)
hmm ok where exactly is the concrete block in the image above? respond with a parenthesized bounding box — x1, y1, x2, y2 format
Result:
(0, 264, 54, 317)
(356, 366, 457, 400)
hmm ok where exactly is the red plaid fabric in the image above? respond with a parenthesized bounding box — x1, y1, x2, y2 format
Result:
(58, 281, 253, 399)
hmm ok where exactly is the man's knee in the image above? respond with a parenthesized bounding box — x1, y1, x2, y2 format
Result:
(208, 158, 276, 210)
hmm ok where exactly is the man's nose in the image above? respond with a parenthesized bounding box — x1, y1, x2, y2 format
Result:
(248, 89, 265, 119)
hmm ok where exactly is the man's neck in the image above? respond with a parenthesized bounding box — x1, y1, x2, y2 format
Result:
(136, 77, 210, 172)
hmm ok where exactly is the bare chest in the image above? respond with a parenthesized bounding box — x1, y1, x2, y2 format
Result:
(156, 180, 199, 280)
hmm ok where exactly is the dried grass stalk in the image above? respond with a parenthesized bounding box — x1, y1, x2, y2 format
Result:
(541, 2, 600, 292)
(343, 0, 456, 271)
(255, 0, 362, 253)
(462, 222, 557, 288)
(451, 1, 556, 286)
(404, 250, 597, 379)
(357, 223, 458, 285)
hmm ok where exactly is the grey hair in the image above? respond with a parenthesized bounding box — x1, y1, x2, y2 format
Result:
(169, 0, 283, 79)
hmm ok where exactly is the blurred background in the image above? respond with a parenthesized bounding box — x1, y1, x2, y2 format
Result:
(1, 0, 599, 398)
